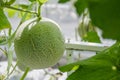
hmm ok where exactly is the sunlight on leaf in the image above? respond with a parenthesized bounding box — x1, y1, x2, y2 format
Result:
(18, 12, 32, 20)
(39, 0, 48, 4)
(29, 0, 48, 3)
(6, 9, 16, 17)
(71, 65, 79, 71)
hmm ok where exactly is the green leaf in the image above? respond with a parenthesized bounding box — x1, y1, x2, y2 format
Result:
(29, 0, 35, 2)
(29, 0, 48, 3)
(6, 0, 16, 5)
(88, 0, 120, 40)
(6, 9, 16, 17)
(0, 8, 11, 30)
(18, 4, 29, 9)
(60, 0, 120, 40)
(0, 0, 4, 7)
(74, 0, 88, 16)
(18, 12, 32, 20)
(39, 0, 48, 4)
(58, 0, 70, 3)
(67, 64, 119, 80)
(83, 31, 101, 43)
(59, 42, 120, 80)
(59, 62, 80, 72)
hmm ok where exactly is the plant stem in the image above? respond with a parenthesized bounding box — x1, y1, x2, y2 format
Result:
(38, 4, 42, 17)
(4, 5, 38, 15)
(20, 67, 30, 80)
(37, 1, 43, 20)
(8, 62, 18, 76)
(0, 48, 7, 56)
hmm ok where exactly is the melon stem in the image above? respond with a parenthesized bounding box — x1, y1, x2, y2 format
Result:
(20, 67, 30, 80)
(37, 0, 43, 20)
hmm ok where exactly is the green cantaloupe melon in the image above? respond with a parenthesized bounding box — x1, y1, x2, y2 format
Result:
(14, 18, 65, 70)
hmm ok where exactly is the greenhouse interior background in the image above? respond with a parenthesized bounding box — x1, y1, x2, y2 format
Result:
(0, 0, 117, 80)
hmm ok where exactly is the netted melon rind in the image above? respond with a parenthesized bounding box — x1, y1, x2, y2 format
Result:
(14, 18, 65, 69)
